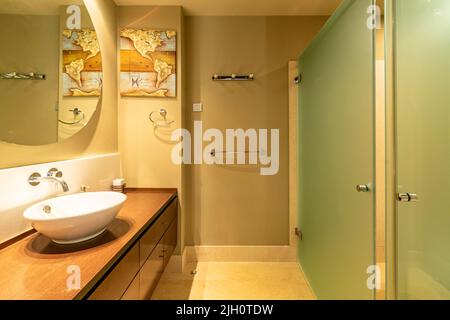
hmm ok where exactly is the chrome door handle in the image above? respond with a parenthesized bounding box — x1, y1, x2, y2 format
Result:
(397, 193, 418, 202)
(356, 184, 370, 192)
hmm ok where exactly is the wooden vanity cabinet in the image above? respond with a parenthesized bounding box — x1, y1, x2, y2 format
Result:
(137, 217, 178, 300)
(139, 199, 177, 267)
(88, 197, 177, 300)
(88, 242, 140, 300)
(136, 233, 166, 299)
(162, 218, 177, 267)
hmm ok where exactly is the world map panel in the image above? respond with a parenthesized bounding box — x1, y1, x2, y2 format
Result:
(62, 29, 102, 97)
(120, 29, 177, 97)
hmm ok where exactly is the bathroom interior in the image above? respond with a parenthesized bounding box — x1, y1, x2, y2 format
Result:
(0, 0, 448, 301)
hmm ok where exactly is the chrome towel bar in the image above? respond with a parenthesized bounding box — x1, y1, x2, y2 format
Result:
(212, 74, 254, 81)
(210, 149, 260, 157)
(0, 72, 46, 80)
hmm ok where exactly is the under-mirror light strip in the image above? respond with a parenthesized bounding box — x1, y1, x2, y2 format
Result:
(0, 72, 46, 80)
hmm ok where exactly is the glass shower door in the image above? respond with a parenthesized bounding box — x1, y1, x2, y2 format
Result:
(393, 0, 450, 300)
(298, 0, 376, 299)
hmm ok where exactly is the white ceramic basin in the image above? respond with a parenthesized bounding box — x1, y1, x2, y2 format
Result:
(24, 192, 127, 244)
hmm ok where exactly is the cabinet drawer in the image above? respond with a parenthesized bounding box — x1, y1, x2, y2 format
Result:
(88, 242, 140, 300)
(139, 242, 165, 300)
(162, 217, 178, 268)
(139, 199, 177, 267)
(138, 218, 178, 300)
(87, 197, 178, 300)
(121, 273, 140, 300)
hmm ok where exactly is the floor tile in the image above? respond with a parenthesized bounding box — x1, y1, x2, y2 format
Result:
(152, 262, 315, 300)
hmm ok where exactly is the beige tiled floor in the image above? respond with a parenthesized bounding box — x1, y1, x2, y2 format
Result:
(151, 262, 315, 300)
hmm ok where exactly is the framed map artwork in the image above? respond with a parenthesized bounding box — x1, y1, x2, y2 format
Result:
(62, 29, 102, 97)
(120, 29, 176, 97)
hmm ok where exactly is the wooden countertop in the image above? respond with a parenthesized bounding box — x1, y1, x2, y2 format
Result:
(0, 189, 177, 300)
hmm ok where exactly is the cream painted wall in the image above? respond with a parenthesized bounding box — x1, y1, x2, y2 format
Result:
(114, 0, 341, 16)
(0, 14, 59, 145)
(0, 2, 328, 251)
(117, 6, 185, 252)
(118, 6, 183, 189)
(0, 0, 118, 169)
(185, 16, 328, 246)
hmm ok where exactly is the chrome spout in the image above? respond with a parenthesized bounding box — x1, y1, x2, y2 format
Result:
(28, 168, 70, 192)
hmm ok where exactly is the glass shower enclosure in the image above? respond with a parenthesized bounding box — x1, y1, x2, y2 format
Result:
(390, 0, 450, 300)
(298, 0, 450, 300)
(297, 0, 377, 299)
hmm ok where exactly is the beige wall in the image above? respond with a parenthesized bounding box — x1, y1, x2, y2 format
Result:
(0, 14, 59, 145)
(117, 6, 185, 252)
(185, 16, 327, 246)
(118, 6, 183, 189)
(0, 3, 329, 251)
(0, 0, 118, 169)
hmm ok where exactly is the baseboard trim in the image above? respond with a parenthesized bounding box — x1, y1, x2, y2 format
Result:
(165, 247, 188, 273)
(184, 245, 297, 262)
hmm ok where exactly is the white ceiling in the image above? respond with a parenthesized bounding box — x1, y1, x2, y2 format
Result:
(114, 0, 343, 16)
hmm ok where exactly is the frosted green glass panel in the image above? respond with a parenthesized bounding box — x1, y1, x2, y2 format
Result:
(298, 0, 375, 300)
(394, 0, 450, 300)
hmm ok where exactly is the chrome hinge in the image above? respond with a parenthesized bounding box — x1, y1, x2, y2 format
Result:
(295, 228, 303, 240)
(397, 193, 418, 202)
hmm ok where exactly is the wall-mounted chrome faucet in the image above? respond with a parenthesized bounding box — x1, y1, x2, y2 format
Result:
(28, 168, 69, 192)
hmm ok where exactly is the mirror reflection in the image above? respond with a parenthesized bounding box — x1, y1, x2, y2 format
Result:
(0, 0, 102, 145)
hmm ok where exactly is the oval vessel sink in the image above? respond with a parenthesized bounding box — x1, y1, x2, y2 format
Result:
(24, 192, 127, 244)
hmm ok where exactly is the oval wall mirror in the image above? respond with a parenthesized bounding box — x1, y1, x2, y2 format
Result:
(0, 0, 102, 146)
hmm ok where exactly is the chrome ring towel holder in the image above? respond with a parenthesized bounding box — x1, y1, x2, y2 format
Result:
(149, 108, 174, 128)
(58, 107, 85, 125)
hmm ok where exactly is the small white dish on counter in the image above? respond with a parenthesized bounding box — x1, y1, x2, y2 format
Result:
(24, 192, 127, 244)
